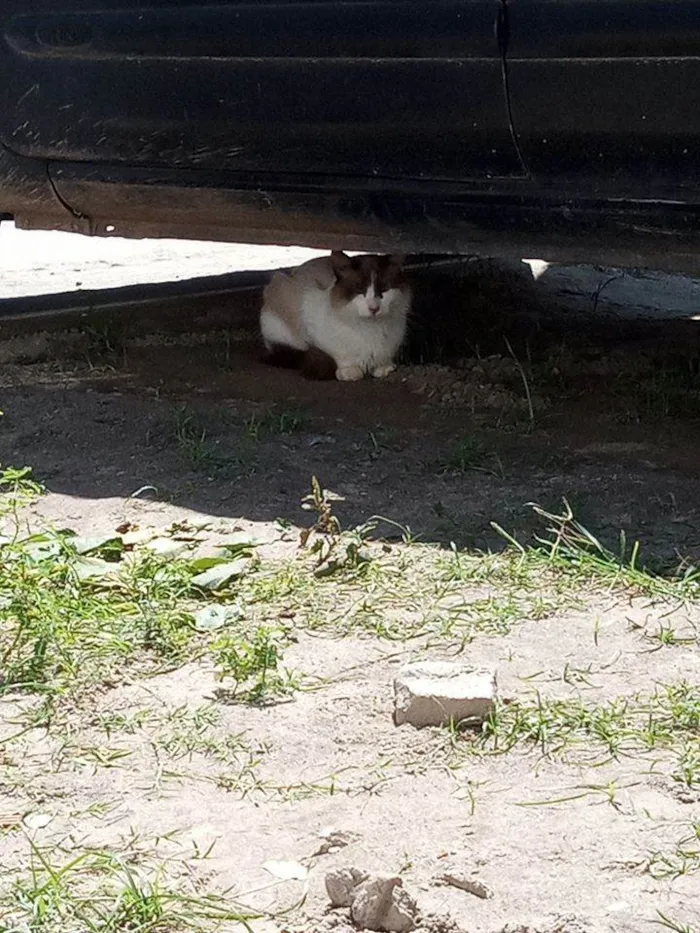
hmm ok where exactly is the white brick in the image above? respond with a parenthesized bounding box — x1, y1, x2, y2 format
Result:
(393, 661, 497, 728)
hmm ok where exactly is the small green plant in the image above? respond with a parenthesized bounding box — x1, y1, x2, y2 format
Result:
(245, 405, 309, 440)
(438, 436, 504, 478)
(0, 463, 44, 517)
(299, 477, 374, 577)
(300, 476, 343, 539)
(213, 624, 292, 703)
(82, 320, 126, 365)
(173, 406, 214, 468)
(648, 821, 700, 880)
(644, 623, 698, 650)
(674, 742, 700, 789)
(157, 704, 253, 764)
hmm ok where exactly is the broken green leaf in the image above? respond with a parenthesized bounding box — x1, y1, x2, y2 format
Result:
(146, 537, 190, 557)
(72, 534, 124, 558)
(73, 556, 122, 581)
(23, 536, 63, 562)
(191, 558, 250, 591)
(218, 532, 262, 556)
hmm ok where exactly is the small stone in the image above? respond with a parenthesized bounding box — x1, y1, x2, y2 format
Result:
(381, 886, 418, 933)
(393, 662, 497, 728)
(325, 870, 419, 932)
(23, 811, 53, 830)
(416, 913, 463, 933)
(351, 875, 417, 932)
(439, 870, 493, 899)
(325, 867, 370, 907)
(313, 828, 360, 856)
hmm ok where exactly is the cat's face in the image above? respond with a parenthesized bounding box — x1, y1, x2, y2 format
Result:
(330, 252, 406, 319)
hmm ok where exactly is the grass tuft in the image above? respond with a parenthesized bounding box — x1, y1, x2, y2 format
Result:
(2, 840, 259, 932)
(0, 463, 44, 520)
(464, 683, 700, 786)
(492, 498, 700, 600)
(648, 821, 700, 880)
(0, 527, 288, 706)
(244, 405, 309, 440)
(438, 436, 505, 478)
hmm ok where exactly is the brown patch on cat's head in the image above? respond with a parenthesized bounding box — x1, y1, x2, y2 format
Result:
(330, 252, 406, 309)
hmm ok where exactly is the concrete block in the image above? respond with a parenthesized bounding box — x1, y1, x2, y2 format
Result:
(393, 661, 496, 728)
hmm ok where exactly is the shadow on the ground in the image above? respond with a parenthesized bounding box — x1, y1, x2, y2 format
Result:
(1, 264, 700, 568)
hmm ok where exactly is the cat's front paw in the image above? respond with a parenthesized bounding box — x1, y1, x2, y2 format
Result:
(371, 363, 396, 379)
(336, 365, 364, 382)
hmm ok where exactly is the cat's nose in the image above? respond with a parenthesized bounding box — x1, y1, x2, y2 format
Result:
(368, 303, 380, 314)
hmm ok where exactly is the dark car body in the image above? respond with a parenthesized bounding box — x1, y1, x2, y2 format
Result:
(2, 1, 700, 273)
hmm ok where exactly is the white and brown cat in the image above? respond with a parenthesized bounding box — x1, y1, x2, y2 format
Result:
(260, 251, 410, 381)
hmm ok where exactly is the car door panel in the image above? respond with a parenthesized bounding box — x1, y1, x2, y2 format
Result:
(0, 1, 523, 182)
(507, 0, 700, 197)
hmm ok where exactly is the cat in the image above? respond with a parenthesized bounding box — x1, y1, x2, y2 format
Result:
(260, 251, 410, 381)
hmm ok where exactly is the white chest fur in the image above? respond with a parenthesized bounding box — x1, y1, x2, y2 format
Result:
(300, 286, 409, 373)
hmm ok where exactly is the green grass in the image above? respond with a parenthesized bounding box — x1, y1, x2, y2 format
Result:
(96, 708, 155, 735)
(4, 339, 700, 925)
(0, 540, 192, 694)
(244, 405, 309, 440)
(172, 404, 308, 473)
(656, 913, 698, 933)
(648, 821, 700, 880)
(613, 356, 700, 420)
(490, 499, 700, 600)
(230, 492, 700, 646)
(0, 526, 289, 707)
(471, 683, 699, 766)
(95, 703, 254, 766)
(447, 683, 700, 804)
(437, 436, 505, 478)
(530, 343, 700, 422)
(0, 842, 259, 933)
(2, 483, 698, 713)
(85, 701, 268, 795)
(0, 462, 44, 520)
(236, 541, 569, 642)
(173, 406, 216, 468)
(0, 468, 697, 927)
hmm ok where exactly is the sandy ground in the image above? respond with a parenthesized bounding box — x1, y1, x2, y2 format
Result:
(0, 239, 698, 933)
(0, 222, 325, 297)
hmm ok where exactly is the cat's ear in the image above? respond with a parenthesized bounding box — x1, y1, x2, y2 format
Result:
(388, 253, 406, 268)
(330, 250, 352, 274)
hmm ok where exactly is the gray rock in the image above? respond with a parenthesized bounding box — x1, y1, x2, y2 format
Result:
(351, 875, 417, 932)
(325, 867, 370, 908)
(438, 868, 493, 899)
(325, 869, 419, 932)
